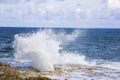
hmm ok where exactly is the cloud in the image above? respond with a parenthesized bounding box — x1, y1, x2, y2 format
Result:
(108, 0, 120, 9)
(0, 0, 120, 27)
(0, 0, 19, 4)
(107, 0, 120, 19)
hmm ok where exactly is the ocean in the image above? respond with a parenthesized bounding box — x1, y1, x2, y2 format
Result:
(0, 27, 120, 79)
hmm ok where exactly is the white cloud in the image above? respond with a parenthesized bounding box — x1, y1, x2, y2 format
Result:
(75, 8, 81, 19)
(108, 0, 120, 9)
(107, 0, 120, 19)
(0, 0, 101, 20)
(0, 0, 120, 28)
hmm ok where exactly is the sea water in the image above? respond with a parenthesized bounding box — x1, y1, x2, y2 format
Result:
(0, 27, 120, 79)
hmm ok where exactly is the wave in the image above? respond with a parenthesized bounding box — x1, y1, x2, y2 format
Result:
(13, 29, 89, 71)
(13, 29, 120, 71)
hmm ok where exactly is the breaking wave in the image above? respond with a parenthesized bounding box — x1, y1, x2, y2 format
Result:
(13, 29, 89, 71)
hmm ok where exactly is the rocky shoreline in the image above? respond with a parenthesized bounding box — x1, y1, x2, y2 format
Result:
(0, 62, 51, 80)
(0, 62, 120, 80)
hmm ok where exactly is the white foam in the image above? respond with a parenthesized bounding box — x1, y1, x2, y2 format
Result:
(59, 53, 88, 65)
(99, 61, 120, 70)
(13, 29, 89, 71)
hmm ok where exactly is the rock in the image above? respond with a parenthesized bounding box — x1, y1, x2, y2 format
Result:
(0, 61, 51, 80)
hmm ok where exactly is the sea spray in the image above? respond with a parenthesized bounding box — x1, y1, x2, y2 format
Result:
(13, 29, 89, 71)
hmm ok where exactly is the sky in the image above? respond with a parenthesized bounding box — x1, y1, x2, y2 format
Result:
(0, 0, 120, 28)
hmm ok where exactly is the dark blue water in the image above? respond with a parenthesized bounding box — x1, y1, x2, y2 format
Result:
(64, 29, 120, 62)
(0, 27, 120, 63)
(0, 27, 39, 58)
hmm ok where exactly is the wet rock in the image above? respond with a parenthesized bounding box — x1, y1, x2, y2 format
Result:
(0, 62, 51, 80)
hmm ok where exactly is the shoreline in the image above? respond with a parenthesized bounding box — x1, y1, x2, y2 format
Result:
(0, 62, 51, 80)
(0, 62, 120, 80)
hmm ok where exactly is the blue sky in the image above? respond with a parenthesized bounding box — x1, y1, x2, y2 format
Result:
(0, 0, 120, 28)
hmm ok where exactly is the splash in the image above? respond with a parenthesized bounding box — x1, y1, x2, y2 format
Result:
(13, 29, 88, 71)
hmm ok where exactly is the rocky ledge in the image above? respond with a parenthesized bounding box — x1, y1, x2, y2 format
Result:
(0, 62, 51, 80)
